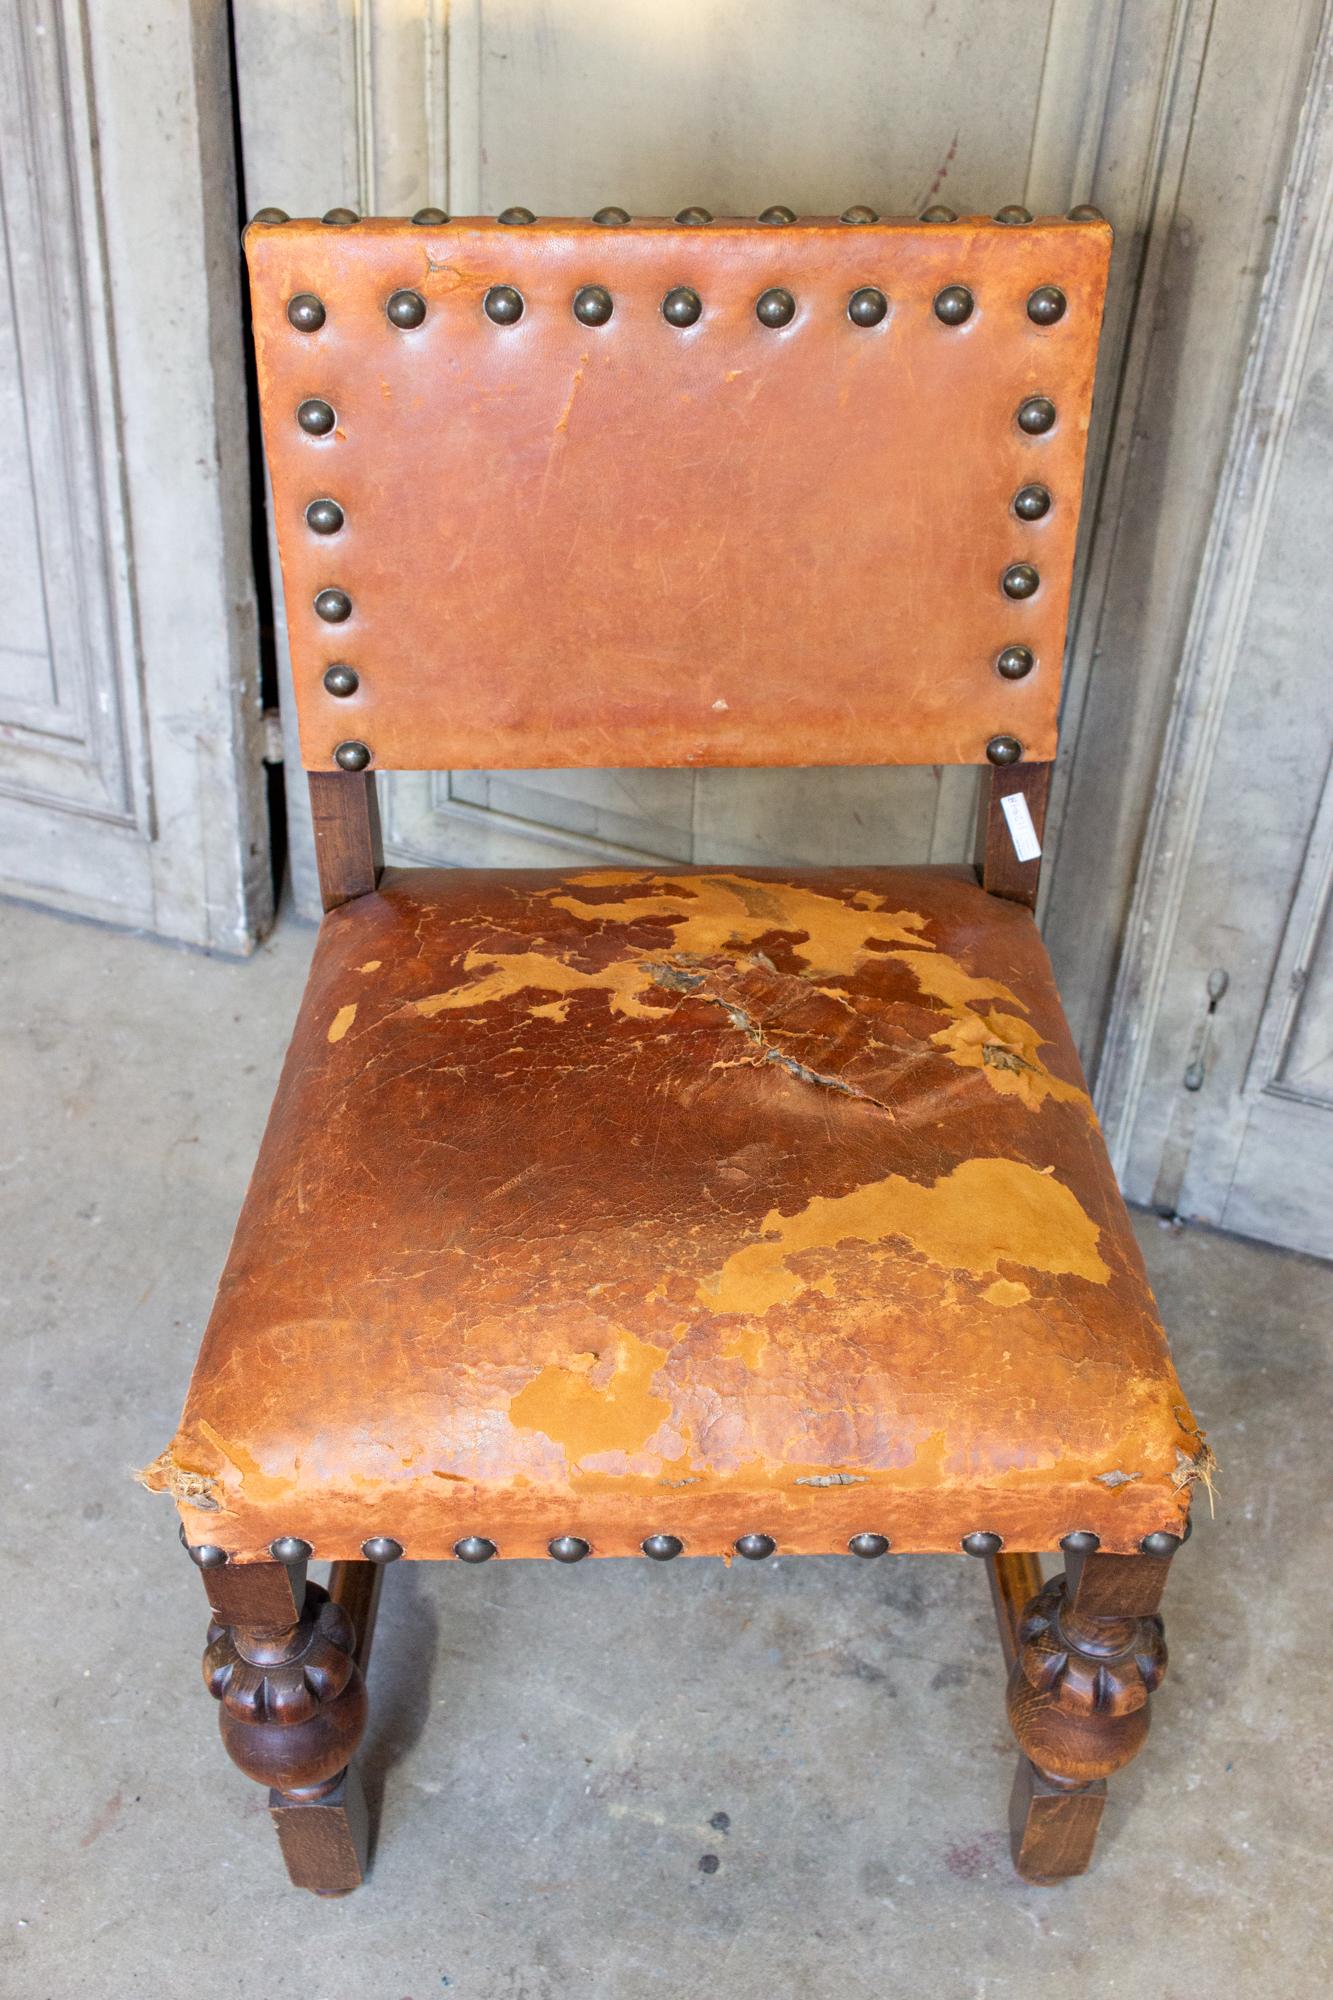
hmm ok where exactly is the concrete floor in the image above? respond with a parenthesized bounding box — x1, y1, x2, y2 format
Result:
(3, 892, 1330, 2000)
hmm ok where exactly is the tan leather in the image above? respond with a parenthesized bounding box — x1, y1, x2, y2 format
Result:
(146, 866, 1203, 1561)
(246, 216, 1110, 772)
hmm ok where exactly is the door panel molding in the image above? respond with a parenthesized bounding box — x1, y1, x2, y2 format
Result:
(1098, 1, 1333, 1251)
(0, 0, 137, 820)
(0, 1, 269, 950)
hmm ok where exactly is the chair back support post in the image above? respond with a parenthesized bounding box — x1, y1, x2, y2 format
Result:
(309, 769, 382, 912)
(978, 761, 1052, 908)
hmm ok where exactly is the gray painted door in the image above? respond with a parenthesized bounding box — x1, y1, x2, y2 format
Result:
(1102, 19, 1333, 1259)
(1, 4, 269, 952)
(233, 0, 1327, 1182)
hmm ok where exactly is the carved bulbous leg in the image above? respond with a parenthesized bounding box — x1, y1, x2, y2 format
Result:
(1005, 1567, 1168, 1881)
(199, 1564, 380, 1893)
(204, 1581, 368, 1800)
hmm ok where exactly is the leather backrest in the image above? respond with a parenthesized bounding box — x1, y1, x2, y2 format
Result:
(246, 215, 1111, 773)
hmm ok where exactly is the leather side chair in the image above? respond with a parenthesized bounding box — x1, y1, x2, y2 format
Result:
(142, 201, 1210, 1894)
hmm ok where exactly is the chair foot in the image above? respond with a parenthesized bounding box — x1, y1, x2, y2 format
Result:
(196, 1557, 378, 1893)
(1008, 1756, 1106, 1882)
(270, 1764, 370, 1895)
(1003, 1551, 1171, 1882)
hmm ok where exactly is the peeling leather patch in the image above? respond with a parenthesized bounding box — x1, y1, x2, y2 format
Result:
(401, 872, 1090, 1118)
(699, 1156, 1110, 1316)
(509, 1329, 673, 1467)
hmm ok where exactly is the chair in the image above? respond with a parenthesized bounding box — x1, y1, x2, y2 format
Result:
(142, 200, 1210, 1895)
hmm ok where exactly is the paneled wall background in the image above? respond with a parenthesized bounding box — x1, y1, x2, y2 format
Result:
(0, 4, 268, 950)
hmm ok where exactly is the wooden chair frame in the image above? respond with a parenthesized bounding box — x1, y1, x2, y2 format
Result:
(172, 207, 1192, 1894)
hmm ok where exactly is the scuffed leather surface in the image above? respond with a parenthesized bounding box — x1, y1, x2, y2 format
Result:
(151, 867, 1200, 1560)
(246, 217, 1110, 771)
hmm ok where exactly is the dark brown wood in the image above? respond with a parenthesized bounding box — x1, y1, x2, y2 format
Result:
(1008, 1757, 1106, 1883)
(200, 1563, 373, 1894)
(986, 1550, 1044, 1671)
(199, 1555, 305, 1627)
(977, 760, 1052, 908)
(327, 1558, 384, 1674)
(263, 1560, 384, 1895)
(308, 769, 383, 912)
(1003, 1554, 1169, 1881)
(1065, 1545, 1172, 1618)
(270, 1767, 370, 1896)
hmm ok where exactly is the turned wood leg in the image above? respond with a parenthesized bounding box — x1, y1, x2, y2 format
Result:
(195, 1554, 382, 1894)
(996, 1547, 1172, 1883)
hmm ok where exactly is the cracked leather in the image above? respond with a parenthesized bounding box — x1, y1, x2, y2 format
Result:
(148, 866, 1201, 1560)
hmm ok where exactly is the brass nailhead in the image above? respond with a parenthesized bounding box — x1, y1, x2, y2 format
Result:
(1002, 562, 1040, 600)
(848, 287, 888, 327)
(1060, 1531, 1101, 1554)
(334, 739, 372, 771)
(572, 285, 614, 326)
(849, 1533, 891, 1558)
(251, 207, 288, 225)
(758, 205, 796, 224)
(593, 206, 630, 225)
(1013, 484, 1051, 521)
(313, 587, 351, 623)
(1017, 395, 1057, 434)
(1027, 286, 1067, 326)
(497, 206, 535, 225)
(484, 285, 524, 325)
(386, 289, 427, 328)
(1067, 204, 1106, 222)
(840, 205, 879, 224)
(985, 736, 1023, 767)
(269, 1537, 312, 1563)
(961, 1531, 1004, 1555)
(305, 497, 344, 535)
(675, 206, 712, 225)
(287, 294, 326, 332)
(296, 398, 336, 436)
(412, 207, 450, 225)
(454, 1536, 497, 1563)
(186, 1542, 228, 1568)
(734, 1533, 776, 1560)
(549, 1535, 591, 1562)
(933, 285, 974, 326)
(662, 286, 702, 327)
(996, 646, 1035, 681)
(920, 205, 957, 223)
(642, 1534, 683, 1561)
(756, 288, 796, 328)
(322, 207, 358, 226)
(361, 1535, 402, 1561)
(322, 664, 359, 698)
(995, 204, 1033, 224)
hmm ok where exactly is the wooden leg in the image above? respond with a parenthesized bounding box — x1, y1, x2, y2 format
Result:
(197, 1556, 381, 1894)
(990, 1548, 1172, 1883)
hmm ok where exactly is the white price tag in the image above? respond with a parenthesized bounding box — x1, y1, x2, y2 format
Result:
(1000, 790, 1042, 864)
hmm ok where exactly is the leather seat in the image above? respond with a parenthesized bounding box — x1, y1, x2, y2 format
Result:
(147, 863, 1198, 1561)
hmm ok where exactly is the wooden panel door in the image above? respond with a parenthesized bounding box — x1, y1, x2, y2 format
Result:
(0, 3, 270, 951)
(233, 0, 1326, 1111)
(1100, 17, 1333, 1258)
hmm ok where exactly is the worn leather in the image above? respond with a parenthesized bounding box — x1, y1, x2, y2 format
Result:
(246, 216, 1110, 772)
(147, 866, 1202, 1561)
